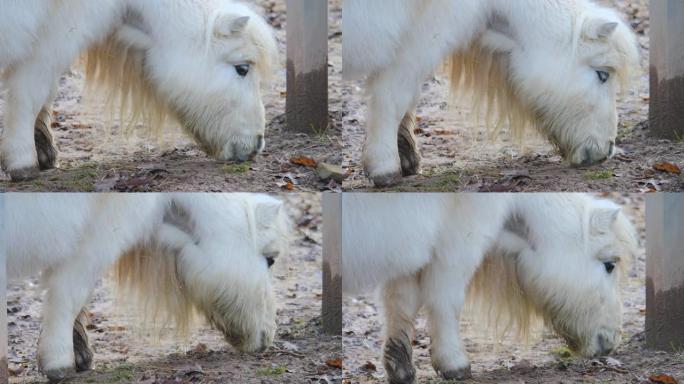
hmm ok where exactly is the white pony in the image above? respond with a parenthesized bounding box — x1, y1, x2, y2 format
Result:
(343, 0, 640, 187)
(2, 193, 289, 382)
(0, 0, 278, 181)
(342, 193, 638, 382)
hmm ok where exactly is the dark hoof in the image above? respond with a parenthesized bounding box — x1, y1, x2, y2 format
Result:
(8, 166, 40, 181)
(369, 172, 402, 188)
(44, 366, 74, 383)
(398, 113, 421, 177)
(73, 310, 93, 372)
(383, 334, 416, 384)
(440, 365, 472, 381)
(35, 108, 58, 170)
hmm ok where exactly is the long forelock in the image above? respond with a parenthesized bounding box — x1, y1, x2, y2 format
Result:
(466, 242, 543, 342)
(114, 240, 198, 339)
(84, 36, 173, 141)
(444, 44, 541, 143)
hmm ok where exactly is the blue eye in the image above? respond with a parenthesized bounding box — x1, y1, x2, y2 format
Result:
(235, 64, 250, 77)
(597, 70, 610, 84)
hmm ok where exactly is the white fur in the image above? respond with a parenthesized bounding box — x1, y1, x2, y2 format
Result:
(342, 193, 638, 379)
(343, 0, 640, 185)
(2, 193, 288, 380)
(0, 0, 278, 179)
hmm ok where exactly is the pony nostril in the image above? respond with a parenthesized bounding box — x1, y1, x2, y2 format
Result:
(608, 141, 615, 156)
(256, 135, 265, 152)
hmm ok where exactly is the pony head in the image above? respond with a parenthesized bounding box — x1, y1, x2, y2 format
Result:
(116, 194, 289, 353)
(86, 1, 279, 162)
(448, 2, 639, 166)
(470, 196, 638, 357)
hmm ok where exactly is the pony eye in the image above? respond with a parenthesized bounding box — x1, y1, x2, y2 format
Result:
(603, 261, 615, 274)
(597, 70, 610, 84)
(235, 64, 250, 77)
(266, 256, 275, 268)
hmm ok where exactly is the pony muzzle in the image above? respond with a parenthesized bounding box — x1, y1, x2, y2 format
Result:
(568, 140, 616, 167)
(218, 134, 266, 162)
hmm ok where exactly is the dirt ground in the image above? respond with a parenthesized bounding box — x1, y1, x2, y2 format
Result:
(0, 0, 344, 193)
(343, 194, 684, 384)
(6, 194, 343, 384)
(342, 0, 684, 192)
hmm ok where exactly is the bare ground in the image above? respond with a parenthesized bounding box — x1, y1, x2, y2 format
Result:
(342, 194, 684, 384)
(6, 194, 343, 384)
(342, 0, 684, 192)
(0, 0, 344, 193)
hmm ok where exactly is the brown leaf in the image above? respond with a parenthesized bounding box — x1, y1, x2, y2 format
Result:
(326, 358, 343, 369)
(280, 181, 294, 191)
(290, 156, 318, 168)
(653, 162, 681, 174)
(649, 374, 678, 384)
(361, 361, 377, 371)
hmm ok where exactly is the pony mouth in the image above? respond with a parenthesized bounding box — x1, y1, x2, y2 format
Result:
(565, 141, 616, 167)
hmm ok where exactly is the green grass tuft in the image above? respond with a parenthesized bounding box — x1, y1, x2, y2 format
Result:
(256, 365, 287, 376)
(584, 170, 613, 180)
(221, 162, 252, 174)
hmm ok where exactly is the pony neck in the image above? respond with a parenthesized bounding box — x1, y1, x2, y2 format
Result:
(482, 0, 588, 50)
(507, 194, 587, 253)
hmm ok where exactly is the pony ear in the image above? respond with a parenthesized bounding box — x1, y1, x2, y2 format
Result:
(255, 197, 283, 226)
(584, 19, 619, 40)
(590, 204, 621, 234)
(214, 15, 251, 38)
(115, 24, 154, 50)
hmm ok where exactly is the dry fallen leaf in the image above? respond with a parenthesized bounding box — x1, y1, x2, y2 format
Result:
(290, 156, 318, 168)
(653, 162, 681, 174)
(361, 361, 377, 371)
(649, 374, 678, 384)
(280, 181, 295, 191)
(326, 358, 343, 369)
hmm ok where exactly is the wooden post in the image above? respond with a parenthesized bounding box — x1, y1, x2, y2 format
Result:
(646, 194, 684, 351)
(322, 193, 341, 335)
(286, 0, 328, 134)
(1, 196, 7, 384)
(649, 0, 684, 139)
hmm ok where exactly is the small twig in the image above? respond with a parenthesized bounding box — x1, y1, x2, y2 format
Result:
(262, 347, 306, 358)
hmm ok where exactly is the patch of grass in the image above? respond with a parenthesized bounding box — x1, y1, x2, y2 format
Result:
(310, 121, 331, 139)
(670, 343, 684, 363)
(553, 346, 573, 359)
(221, 162, 252, 174)
(59, 162, 100, 191)
(553, 345, 575, 370)
(86, 363, 137, 383)
(584, 170, 613, 180)
(256, 365, 287, 376)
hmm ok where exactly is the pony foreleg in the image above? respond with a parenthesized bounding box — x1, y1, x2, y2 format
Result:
(420, 262, 473, 380)
(38, 264, 102, 381)
(364, 72, 422, 187)
(381, 275, 421, 384)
